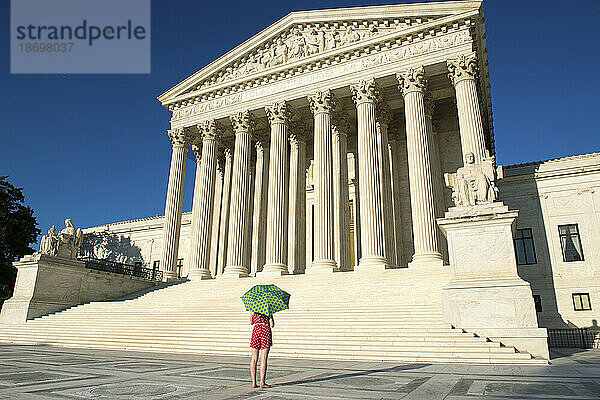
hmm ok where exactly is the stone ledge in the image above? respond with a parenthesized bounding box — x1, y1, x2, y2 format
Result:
(0, 255, 156, 325)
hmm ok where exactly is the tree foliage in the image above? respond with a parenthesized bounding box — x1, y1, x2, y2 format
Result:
(0, 176, 40, 304)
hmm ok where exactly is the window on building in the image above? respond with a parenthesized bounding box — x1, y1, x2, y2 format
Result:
(533, 295, 542, 313)
(152, 260, 160, 270)
(572, 293, 592, 311)
(559, 224, 584, 262)
(514, 228, 537, 265)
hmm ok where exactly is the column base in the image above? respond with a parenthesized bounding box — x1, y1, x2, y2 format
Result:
(220, 265, 249, 279)
(187, 268, 213, 281)
(162, 270, 181, 282)
(355, 256, 388, 272)
(410, 251, 443, 265)
(307, 259, 338, 274)
(258, 263, 289, 276)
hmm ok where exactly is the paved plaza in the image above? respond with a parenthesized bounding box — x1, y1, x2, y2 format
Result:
(0, 345, 599, 399)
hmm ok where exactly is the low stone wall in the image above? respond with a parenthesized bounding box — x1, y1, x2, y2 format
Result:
(0, 254, 156, 324)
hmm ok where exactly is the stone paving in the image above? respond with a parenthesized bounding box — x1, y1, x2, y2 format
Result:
(0, 345, 599, 399)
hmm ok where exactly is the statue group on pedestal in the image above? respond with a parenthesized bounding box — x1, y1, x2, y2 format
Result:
(39, 218, 83, 259)
(445, 152, 500, 207)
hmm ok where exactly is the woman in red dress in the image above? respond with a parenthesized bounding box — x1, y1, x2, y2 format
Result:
(249, 312, 274, 388)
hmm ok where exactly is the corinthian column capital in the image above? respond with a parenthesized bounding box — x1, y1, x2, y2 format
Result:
(447, 53, 478, 85)
(308, 89, 336, 115)
(191, 130, 203, 163)
(265, 101, 292, 125)
(198, 119, 222, 142)
(424, 91, 435, 117)
(350, 78, 380, 105)
(376, 101, 393, 125)
(167, 127, 193, 148)
(290, 119, 310, 143)
(253, 131, 269, 151)
(230, 110, 255, 135)
(332, 111, 351, 136)
(396, 66, 426, 96)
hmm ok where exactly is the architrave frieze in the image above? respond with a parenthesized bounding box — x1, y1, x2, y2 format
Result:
(169, 28, 472, 128)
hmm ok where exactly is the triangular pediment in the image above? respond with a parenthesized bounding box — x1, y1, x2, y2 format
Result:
(158, 0, 482, 106)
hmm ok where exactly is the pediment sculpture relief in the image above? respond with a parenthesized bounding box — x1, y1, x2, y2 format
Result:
(444, 152, 500, 207)
(192, 18, 436, 93)
(38, 218, 84, 259)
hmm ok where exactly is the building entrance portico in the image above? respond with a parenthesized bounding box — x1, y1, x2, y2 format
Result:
(156, 1, 493, 279)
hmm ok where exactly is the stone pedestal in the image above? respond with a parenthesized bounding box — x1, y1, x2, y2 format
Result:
(0, 254, 155, 324)
(437, 202, 549, 360)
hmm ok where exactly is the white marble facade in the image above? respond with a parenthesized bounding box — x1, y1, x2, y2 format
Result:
(82, 1, 599, 331)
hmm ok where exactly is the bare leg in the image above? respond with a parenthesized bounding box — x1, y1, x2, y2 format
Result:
(259, 347, 271, 388)
(250, 348, 259, 388)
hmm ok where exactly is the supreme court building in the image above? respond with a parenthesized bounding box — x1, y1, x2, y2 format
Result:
(2, 0, 599, 363)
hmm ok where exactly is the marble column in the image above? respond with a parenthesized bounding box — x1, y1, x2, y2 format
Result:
(350, 79, 387, 270)
(447, 53, 487, 163)
(388, 127, 405, 266)
(250, 137, 269, 275)
(349, 152, 362, 267)
(424, 96, 448, 264)
(245, 166, 255, 270)
(332, 113, 352, 271)
(159, 127, 192, 281)
(397, 67, 442, 265)
(261, 101, 292, 275)
(307, 90, 338, 273)
(305, 160, 314, 270)
(287, 130, 307, 274)
(376, 103, 397, 266)
(187, 120, 221, 280)
(222, 111, 254, 278)
(186, 137, 203, 277)
(216, 147, 233, 275)
(209, 158, 223, 276)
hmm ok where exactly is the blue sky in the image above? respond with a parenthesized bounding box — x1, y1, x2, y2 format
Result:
(1, 0, 599, 241)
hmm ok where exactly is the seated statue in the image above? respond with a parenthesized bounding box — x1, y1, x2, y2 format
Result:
(445, 152, 500, 207)
(38, 218, 84, 259)
(39, 226, 58, 256)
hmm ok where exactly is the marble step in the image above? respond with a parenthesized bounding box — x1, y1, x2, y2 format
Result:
(48, 309, 444, 316)
(0, 335, 513, 353)
(0, 330, 502, 348)
(0, 335, 523, 355)
(32, 317, 448, 330)
(0, 325, 483, 337)
(35, 314, 444, 320)
(43, 311, 442, 318)
(0, 339, 541, 364)
(11, 325, 467, 335)
(89, 304, 443, 309)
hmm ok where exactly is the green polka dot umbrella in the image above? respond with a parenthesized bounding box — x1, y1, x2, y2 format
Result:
(241, 284, 291, 316)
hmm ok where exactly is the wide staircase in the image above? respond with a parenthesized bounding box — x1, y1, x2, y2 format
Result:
(0, 268, 546, 364)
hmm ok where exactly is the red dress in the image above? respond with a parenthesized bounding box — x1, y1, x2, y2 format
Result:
(250, 313, 272, 349)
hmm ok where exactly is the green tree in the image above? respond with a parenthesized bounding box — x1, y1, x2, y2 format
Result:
(0, 176, 40, 305)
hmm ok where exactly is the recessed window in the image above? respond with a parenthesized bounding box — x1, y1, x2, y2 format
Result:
(533, 295, 543, 313)
(153, 260, 160, 270)
(559, 224, 584, 262)
(572, 293, 592, 311)
(514, 228, 537, 265)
